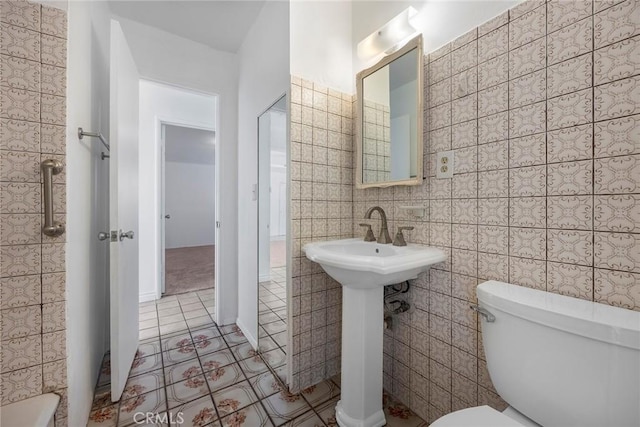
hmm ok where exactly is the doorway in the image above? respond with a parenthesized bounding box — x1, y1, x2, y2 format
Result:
(162, 124, 216, 296)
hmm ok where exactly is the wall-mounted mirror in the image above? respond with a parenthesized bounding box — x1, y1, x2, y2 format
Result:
(257, 95, 288, 384)
(356, 35, 423, 188)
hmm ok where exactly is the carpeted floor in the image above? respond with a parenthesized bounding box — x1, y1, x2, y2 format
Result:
(165, 245, 215, 296)
(164, 240, 286, 296)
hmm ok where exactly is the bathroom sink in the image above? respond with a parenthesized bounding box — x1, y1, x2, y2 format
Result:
(303, 238, 446, 289)
(303, 238, 446, 427)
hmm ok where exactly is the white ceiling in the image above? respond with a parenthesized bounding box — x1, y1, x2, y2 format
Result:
(165, 125, 216, 165)
(109, 0, 266, 53)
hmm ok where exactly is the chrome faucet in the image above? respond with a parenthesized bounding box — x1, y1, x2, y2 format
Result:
(364, 206, 392, 244)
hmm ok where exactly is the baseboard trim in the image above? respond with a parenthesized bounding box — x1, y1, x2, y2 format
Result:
(235, 317, 258, 350)
(259, 273, 271, 282)
(139, 291, 158, 303)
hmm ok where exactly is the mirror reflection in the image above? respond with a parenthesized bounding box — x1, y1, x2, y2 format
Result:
(257, 95, 288, 383)
(357, 36, 423, 188)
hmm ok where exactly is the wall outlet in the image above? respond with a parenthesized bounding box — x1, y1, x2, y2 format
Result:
(436, 150, 454, 179)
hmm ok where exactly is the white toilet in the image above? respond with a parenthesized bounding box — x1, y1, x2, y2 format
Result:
(432, 281, 640, 427)
(0, 393, 60, 427)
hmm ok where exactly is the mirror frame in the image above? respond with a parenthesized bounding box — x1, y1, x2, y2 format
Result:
(355, 34, 424, 189)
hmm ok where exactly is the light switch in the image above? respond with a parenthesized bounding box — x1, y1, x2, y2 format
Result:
(436, 150, 454, 179)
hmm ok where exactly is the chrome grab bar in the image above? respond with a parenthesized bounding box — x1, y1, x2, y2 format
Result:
(41, 159, 65, 237)
(470, 304, 495, 322)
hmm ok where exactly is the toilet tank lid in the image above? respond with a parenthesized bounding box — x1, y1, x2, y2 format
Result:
(477, 281, 640, 350)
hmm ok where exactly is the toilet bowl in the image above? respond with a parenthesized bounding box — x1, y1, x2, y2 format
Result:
(431, 281, 640, 427)
(0, 393, 60, 427)
(431, 405, 541, 427)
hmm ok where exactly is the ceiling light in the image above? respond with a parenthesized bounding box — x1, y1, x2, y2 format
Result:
(357, 7, 419, 60)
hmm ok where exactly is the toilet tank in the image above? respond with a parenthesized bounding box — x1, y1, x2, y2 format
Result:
(477, 281, 640, 427)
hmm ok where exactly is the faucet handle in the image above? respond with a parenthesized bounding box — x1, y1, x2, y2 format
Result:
(359, 223, 376, 242)
(393, 226, 414, 246)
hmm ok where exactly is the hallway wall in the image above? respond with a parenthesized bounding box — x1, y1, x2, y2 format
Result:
(119, 18, 238, 322)
(138, 80, 216, 302)
(165, 160, 215, 249)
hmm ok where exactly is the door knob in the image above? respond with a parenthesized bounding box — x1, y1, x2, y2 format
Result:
(97, 231, 109, 241)
(164, 214, 171, 219)
(119, 230, 135, 241)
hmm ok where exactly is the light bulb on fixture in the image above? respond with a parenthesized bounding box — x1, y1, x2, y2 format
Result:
(357, 7, 419, 60)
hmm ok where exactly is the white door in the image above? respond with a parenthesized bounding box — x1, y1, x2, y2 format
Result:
(109, 19, 140, 402)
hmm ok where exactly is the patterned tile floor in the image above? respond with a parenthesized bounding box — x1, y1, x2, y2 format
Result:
(87, 288, 428, 427)
(259, 266, 288, 379)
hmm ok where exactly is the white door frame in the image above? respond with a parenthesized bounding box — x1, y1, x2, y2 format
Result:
(157, 117, 216, 301)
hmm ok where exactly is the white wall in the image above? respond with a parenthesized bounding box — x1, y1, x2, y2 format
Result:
(65, 0, 111, 424)
(118, 18, 238, 323)
(165, 161, 215, 248)
(237, 0, 290, 349)
(138, 81, 216, 301)
(290, 0, 353, 93)
(352, 0, 523, 73)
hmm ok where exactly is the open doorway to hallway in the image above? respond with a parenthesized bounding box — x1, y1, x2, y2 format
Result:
(162, 124, 216, 297)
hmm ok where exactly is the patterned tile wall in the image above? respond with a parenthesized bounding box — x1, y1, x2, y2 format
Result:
(353, 0, 640, 423)
(362, 100, 391, 182)
(0, 1, 68, 424)
(288, 76, 354, 392)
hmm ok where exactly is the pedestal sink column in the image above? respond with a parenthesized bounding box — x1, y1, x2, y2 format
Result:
(336, 285, 386, 427)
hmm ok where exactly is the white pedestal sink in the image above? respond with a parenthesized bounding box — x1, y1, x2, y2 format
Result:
(303, 238, 446, 427)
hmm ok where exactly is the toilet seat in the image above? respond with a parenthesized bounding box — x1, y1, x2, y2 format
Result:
(430, 405, 525, 427)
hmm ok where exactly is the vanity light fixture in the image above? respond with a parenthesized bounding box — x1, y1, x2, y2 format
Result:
(357, 7, 418, 60)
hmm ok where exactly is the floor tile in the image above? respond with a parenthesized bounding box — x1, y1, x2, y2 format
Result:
(195, 336, 227, 357)
(188, 315, 214, 330)
(91, 286, 433, 427)
(284, 409, 326, 427)
(123, 369, 164, 397)
(117, 388, 167, 426)
(204, 362, 245, 393)
(91, 385, 113, 411)
(301, 379, 340, 407)
(161, 332, 193, 352)
(129, 351, 163, 377)
(158, 313, 184, 325)
(159, 321, 189, 335)
(190, 326, 221, 342)
(199, 348, 236, 371)
(170, 395, 218, 427)
(238, 353, 270, 377)
(140, 327, 160, 341)
(249, 370, 282, 399)
(87, 403, 118, 427)
(219, 402, 273, 427)
(261, 389, 313, 426)
(138, 340, 162, 356)
(164, 359, 203, 387)
(211, 380, 258, 418)
(261, 348, 286, 369)
(166, 374, 210, 410)
(313, 397, 339, 427)
(162, 347, 198, 367)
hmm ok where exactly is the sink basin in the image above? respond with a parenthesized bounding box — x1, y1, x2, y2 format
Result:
(303, 238, 446, 289)
(303, 238, 445, 427)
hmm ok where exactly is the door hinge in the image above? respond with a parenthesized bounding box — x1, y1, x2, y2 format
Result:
(216, 221, 221, 228)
